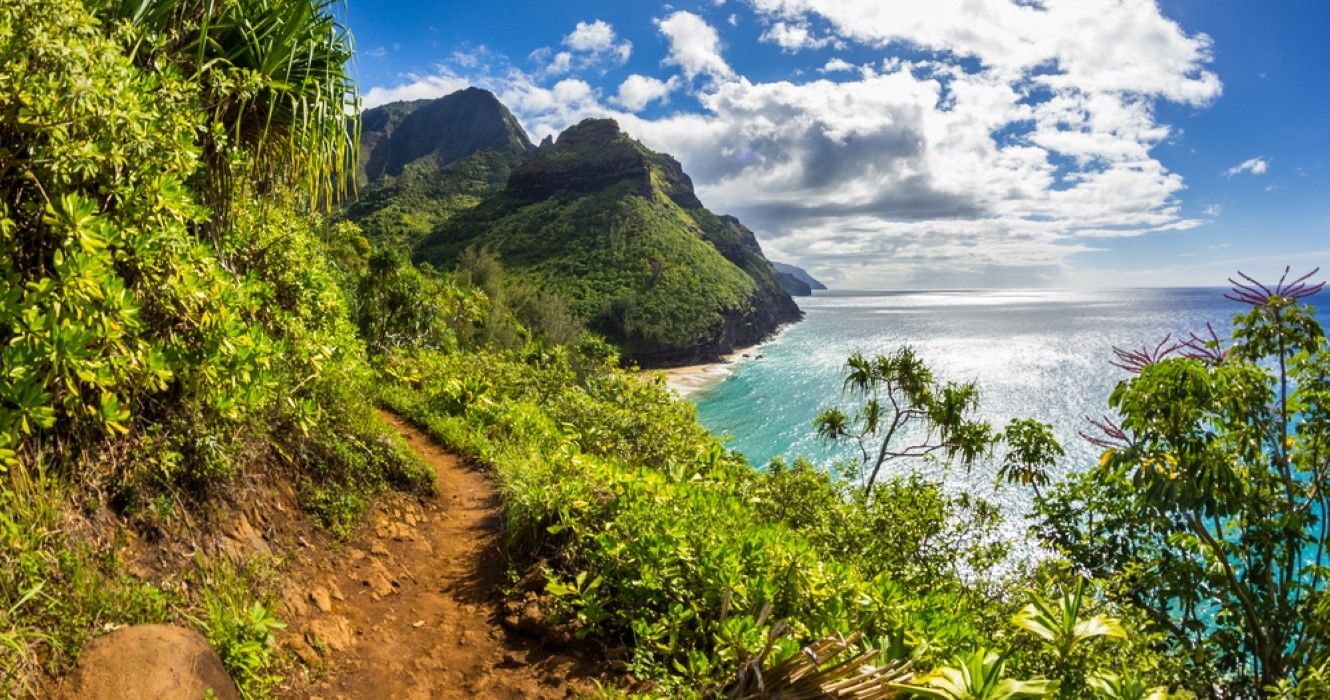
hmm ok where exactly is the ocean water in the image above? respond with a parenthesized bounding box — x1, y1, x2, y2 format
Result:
(691, 288, 1330, 536)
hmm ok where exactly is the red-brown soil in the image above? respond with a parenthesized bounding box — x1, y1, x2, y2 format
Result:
(277, 413, 601, 699)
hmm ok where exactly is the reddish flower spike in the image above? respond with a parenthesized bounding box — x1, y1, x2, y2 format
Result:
(1225, 266, 1324, 307)
(1080, 414, 1133, 450)
(1110, 334, 1180, 373)
(1180, 322, 1227, 364)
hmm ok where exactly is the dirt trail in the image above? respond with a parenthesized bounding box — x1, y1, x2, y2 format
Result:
(277, 412, 598, 699)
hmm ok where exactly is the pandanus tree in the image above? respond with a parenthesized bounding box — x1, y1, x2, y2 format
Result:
(85, 0, 359, 215)
(815, 347, 1063, 498)
(1036, 268, 1330, 697)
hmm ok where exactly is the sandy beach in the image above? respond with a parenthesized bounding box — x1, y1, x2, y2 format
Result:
(649, 323, 797, 397)
(655, 350, 748, 397)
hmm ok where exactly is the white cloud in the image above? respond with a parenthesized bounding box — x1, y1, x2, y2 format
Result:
(818, 58, 855, 73)
(728, 13, 738, 26)
(656, 11, 734, 80)
(538, 51, 573, 77)
(528, 19, 631, 78)
(564, 20, 616, 52)
(363, 0, 1225, 288)
(1204, 204, 1223, 216)
(362, 72, 471, 107)
(613, 74, 682, 112)
(1225, 156, 1268, 177)
(745, 0, 1219, 103)
(564, 20, 632, 64)
(760, 21, 838, 51)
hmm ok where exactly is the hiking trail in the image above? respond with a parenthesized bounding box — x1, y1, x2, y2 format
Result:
(277, 412, 597, 699)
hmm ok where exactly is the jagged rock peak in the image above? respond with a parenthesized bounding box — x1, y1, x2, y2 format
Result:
(358, 87, 534, 182)
(506, 118, 702, 209)
(553, 118, 625, 147)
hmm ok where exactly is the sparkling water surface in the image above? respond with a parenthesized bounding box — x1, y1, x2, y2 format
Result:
(691, 288, 1330, 544)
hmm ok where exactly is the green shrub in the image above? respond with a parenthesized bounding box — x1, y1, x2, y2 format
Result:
(381, 347, 1014, 691)
(0, 0, 427, 690)
(196, 559, 286, 698)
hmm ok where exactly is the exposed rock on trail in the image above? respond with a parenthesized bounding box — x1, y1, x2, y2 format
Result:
(278, 412, 598, 698)
(58, 624, 240, 700)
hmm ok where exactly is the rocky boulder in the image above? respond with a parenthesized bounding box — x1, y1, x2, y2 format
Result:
(59, 624, 239, 700)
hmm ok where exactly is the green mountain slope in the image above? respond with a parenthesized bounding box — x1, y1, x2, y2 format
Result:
(773, 262, 827, 296)
(347, 88, 534, 252)
(414, 117, 802, 365)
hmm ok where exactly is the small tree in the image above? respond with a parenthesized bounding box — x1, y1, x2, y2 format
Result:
(1037, 268, 1330, 696)
(815, 347, 1062, 498)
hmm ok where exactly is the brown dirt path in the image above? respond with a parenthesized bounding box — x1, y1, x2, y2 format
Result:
(276, 412, 599, 699)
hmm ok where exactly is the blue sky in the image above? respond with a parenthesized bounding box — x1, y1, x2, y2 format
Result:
(344, 1, 1330, 289)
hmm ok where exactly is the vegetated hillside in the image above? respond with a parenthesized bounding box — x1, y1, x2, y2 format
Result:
(772, 261, 827, 296)
(1, 0, 435, 694)
(346, 88, 535, 253)
(413, 117, 802, 366)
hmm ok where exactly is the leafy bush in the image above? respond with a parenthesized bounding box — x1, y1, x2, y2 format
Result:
(1036, 273, 1330, 694)
(197, 560, 286, 698)
(0, 0, 428, 690)
(381, 346, 1057, 692)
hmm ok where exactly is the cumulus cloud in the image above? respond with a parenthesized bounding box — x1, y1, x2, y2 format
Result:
(742, 0, 1220, 103)
(362, 72, 472, 107)
(818, 58, 855, 73)
(363, 0, 1224, 287)
(564, 20, 615, 52)
(527, 19, 630, 77)
(1225, 156, 1268, 177)
(656, 11, 734, 80)
(613, 74, 682, 111)
(760, 21, 839, 51)
(563, 19, 633, 63)
(528, 48, 573, 77)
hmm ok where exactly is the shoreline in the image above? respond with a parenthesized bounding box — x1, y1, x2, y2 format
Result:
(656, 348, 753, 398)
(653, 322, 798, 398)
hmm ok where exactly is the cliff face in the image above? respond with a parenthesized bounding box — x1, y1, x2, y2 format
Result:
(358, 87, 533, 182)
(506, 119, 653, 202)
(350, 95, 802, 367)
(777, 272, 813, 297)
(346, 89, 535, 251)
(772, 262, 827, 296)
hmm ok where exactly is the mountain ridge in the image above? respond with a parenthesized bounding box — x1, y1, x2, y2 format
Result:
(773, 262, 827, 296)
(348, 90, 802, 367)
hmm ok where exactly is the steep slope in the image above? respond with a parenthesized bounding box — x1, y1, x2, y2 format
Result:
(357, 87, 532, 182)
(415, 118, 802, 366)
(347, 88, 535, 252)
(772, 262, 827, 296)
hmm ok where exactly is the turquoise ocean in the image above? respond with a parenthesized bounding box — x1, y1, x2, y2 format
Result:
(690, 288, 1330, 541)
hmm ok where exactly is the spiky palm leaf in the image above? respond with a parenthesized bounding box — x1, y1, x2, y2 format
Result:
(1088, 672, 1179, 700)
(1011, 578, 1126, 660)
(888, 648, 1057, 700)
(86, 0, 358, 211)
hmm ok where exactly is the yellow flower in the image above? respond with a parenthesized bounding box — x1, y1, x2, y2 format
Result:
(1099, 451, 1113, 468)
(1285, 436, 1295, 449)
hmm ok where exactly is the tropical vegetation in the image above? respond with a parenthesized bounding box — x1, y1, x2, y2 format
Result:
(2, 0, 1327, 696)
